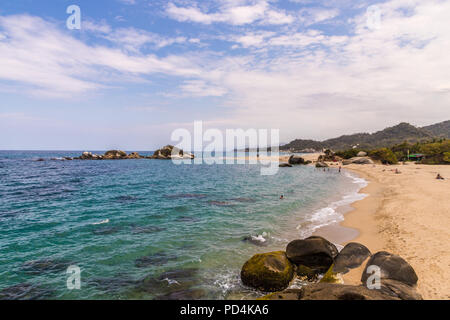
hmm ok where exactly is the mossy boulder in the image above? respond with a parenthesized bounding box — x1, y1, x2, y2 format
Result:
(241, 251, 294, 292)
(286, 236, 338, 273)
(296, 264, 318, 281)
(319, 264, 342, 284)
(104, 150, 127, 159)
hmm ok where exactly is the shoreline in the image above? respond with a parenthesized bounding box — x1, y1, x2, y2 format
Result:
(316, 163, 450, 300)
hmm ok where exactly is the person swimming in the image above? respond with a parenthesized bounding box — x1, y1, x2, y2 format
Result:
(280, 195, 284, 199)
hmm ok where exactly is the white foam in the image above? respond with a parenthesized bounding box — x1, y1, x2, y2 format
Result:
(92, 219, 109, 225)
(297, 171, 368, 238)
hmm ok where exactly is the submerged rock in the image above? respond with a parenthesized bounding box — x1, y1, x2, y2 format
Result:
(92, 226, 120, 235)
(154, 288, 206, 300)
(242, 234, 270, 247)
(333, 242, 371, 274)
(131, 225, 165, 234)
(0, 283, 54, 300)
(361, 251, 418, 287)
(241, 251, 294, 292)
(286, 236, 338, 273)
(21, 258, 71, 275)
(135, 252, 175, 268)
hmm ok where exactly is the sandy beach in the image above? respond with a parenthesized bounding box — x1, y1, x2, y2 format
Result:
(337, 163, 450, 300)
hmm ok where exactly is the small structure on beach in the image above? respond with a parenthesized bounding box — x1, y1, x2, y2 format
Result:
(407, 153, 425, 161)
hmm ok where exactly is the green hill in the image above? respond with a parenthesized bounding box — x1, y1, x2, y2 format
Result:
(281, 121, 447, 152)
(422, 120, 450, 138)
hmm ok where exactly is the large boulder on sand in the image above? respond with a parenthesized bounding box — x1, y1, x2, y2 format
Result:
(343, 157, 374, 165)
(361, 251, 418, 286)
(333, 242, 371, 274)
(261, 283, 398, 300)
(241, 251, 294, 292)
(357, 151, 368, 157)
(286, 236, 338, 273)
(288, 155, 307, 165)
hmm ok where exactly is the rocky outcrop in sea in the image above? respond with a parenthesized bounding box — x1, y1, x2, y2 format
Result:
(67, 145, 194, 161)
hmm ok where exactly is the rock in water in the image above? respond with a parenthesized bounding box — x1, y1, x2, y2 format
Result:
(361, 251, 418, 286)
(279, 163, 292, 167)
(333, 242, 371, 274)
(103, 150, 127, 159)
(241, 251, 294, 292)
(151, 145, 194, 160)
(286, 236, 338, 273)
(315, 162, 328, 168)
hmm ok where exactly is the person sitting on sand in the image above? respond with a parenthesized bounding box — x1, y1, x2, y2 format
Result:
(395, 169, 401, 174)
(436, 173, 444, 180)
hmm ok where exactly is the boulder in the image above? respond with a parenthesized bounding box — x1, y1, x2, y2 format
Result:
(286, 236, 338, 273)
(127, 152, 142, 159)
(80, 151, 93, 159)
(279, 163, 293, 167)
(296, 264, 318, 281)
(361, 251, 418, 287)
(288, 155, 306, 165)
(315, 162, 329, 168)
(342, 157, 374, 165)
(241, 251, 294, 292)
(377, 279, 423, 300)
(261, 283, 398, 300)
(104, 150, 127, 159)
(357, 151, 368, 157)
(333, 242, 371, 274)
(319, 264, 342, 284)
(151, 145, 194, 160)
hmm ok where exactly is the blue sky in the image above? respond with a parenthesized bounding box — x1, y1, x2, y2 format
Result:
(0, 0, 449, 150)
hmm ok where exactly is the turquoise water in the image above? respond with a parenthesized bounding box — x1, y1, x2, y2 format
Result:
(0, 151, 364, 300)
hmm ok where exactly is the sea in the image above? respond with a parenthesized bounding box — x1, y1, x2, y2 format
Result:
(0, 150, 367, 300)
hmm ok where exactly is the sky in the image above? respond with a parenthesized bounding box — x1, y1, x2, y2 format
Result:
(0, 0, 449, 150)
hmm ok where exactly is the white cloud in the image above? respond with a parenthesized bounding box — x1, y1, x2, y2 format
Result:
(180, 80, 227, 97)
(0, 15, 200, 97)
(166, 1, 294, 25)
